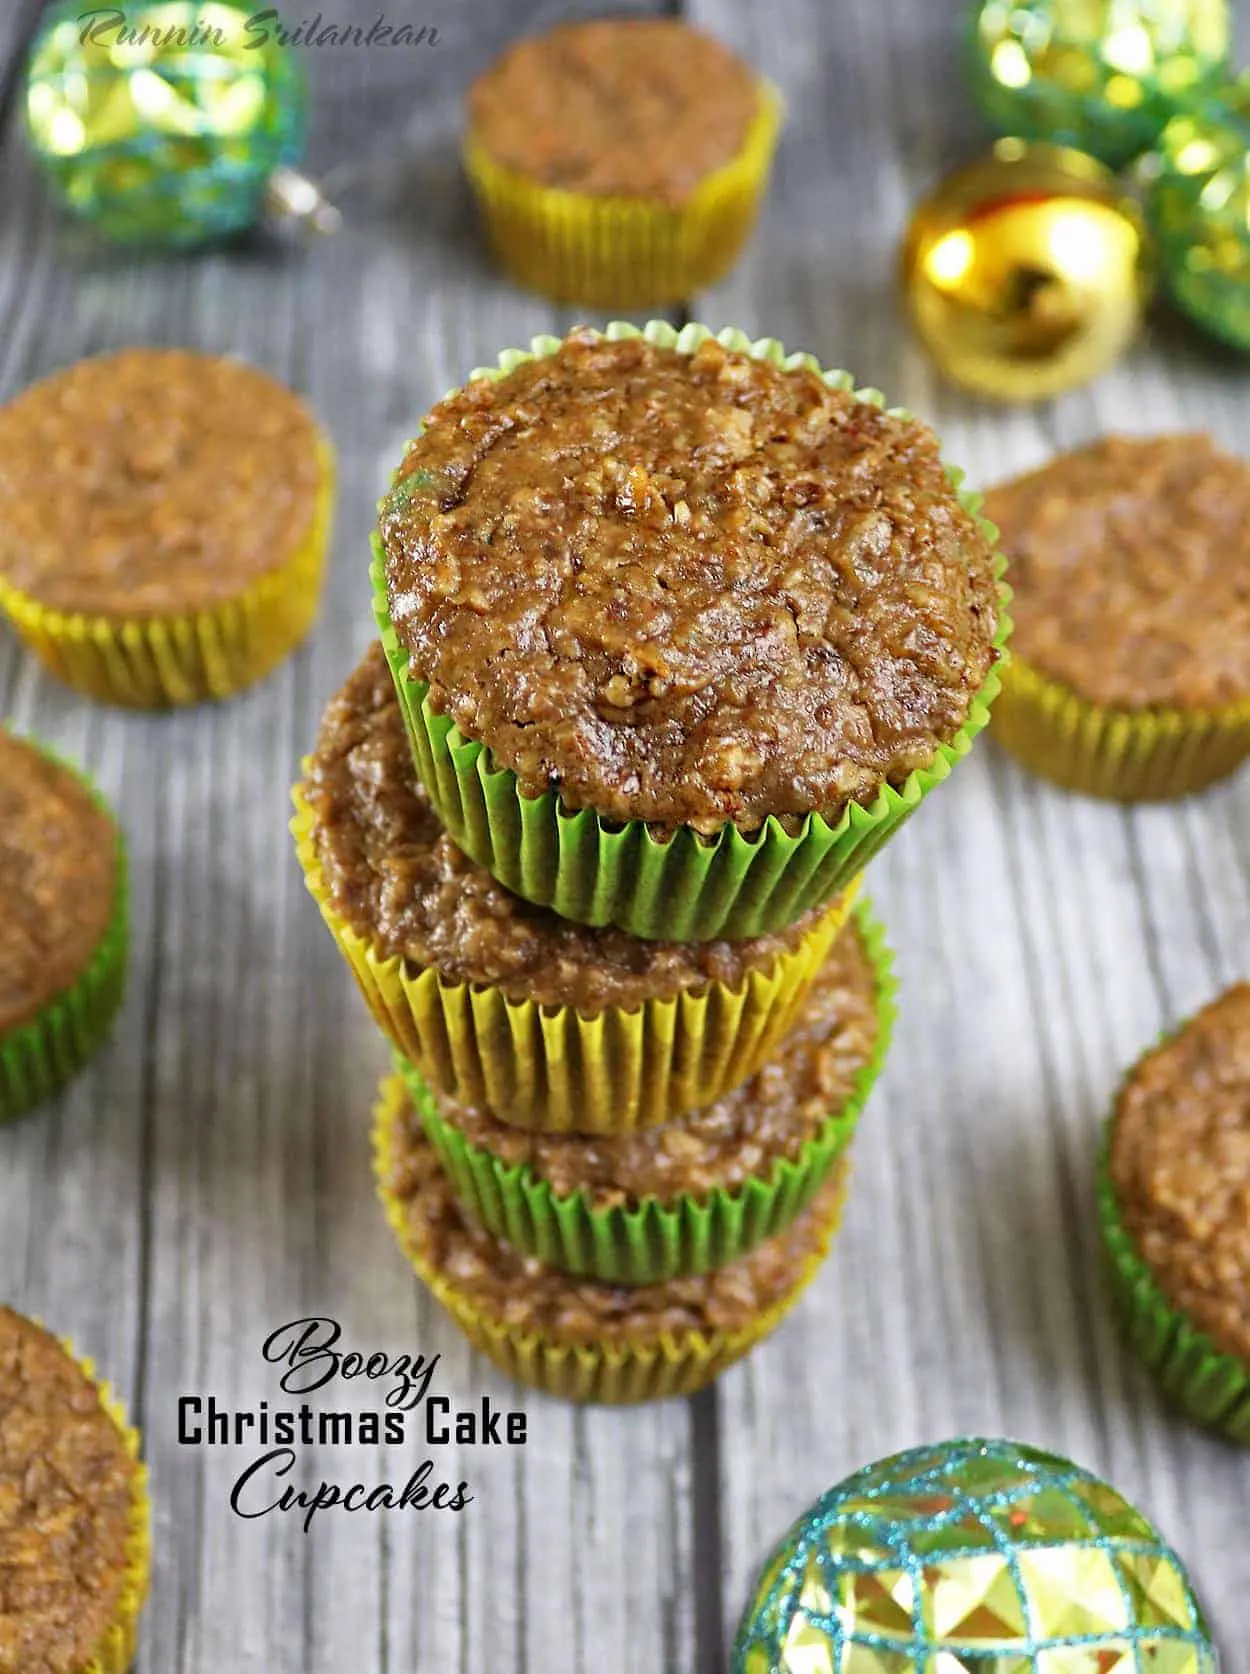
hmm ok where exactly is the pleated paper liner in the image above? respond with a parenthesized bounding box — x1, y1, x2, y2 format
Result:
(373, 1073, 849, 1404)
(403, 899, 894, 1283)
(462, 84, 783, 308)
(0, 740, 128, 1123)
(1098, 1129, 1250, 1445)
(993, 651, 1250, 801)
(0, 438, 335, 708)
(291, 779, 857, 1133)
(372, 321, 1012, 942)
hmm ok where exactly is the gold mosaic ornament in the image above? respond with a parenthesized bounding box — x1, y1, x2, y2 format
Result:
(1145, 75, 1250, 350)
(902, 139, 1148, 401)
(24, 0, 338, 245)
(733, 1437, 1219, 1674)
(968, 0, 1230, 170)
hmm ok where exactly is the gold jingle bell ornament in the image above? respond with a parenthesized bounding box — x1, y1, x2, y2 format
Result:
(902, 139, 1149, 402)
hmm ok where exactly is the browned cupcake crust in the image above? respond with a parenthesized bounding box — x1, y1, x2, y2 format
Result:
(0, 348, 323, 618)
(467, 18, 762, 206)
(1110, 983, 1250, 1365)
(302, 641, 831, 1010)
(424, 923, 879, 1209)
(384, 1119, 846, 1342)
(380, 331, 1000, 835)
(0, 1307, 138, 1674)
(0, 733, 117, 1038)
(985, 433, 1250, 711)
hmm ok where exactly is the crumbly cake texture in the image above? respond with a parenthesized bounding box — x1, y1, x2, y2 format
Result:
(0, 348, 323, 617)
(986, 433, 1250, 711)
(1110, 983, 1250, 1364)
(467, 18, 762, 205)
(379, 331, 999, 835)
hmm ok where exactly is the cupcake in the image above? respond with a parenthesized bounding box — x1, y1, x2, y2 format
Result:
(373, 320, 1007, 941)
(463, 18, 782, 307)
(1100, 983, 1250, 1442)
(0, 730, 127, 1122)
(293, 642, 856, 1133)
(404, 901, 894, 1282)
(0, 348, 334, 707)
(0, 1306, 150, 1674)
(374, 1078, 849, 1404)
(987, 432, 1250, 799)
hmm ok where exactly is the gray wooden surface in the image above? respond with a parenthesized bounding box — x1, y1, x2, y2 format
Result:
(1, 1, 1247, 1669)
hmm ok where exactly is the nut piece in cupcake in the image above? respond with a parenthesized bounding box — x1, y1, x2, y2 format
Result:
(987, 432, 1250, 797)
(464, 19, 781, 305)
(0, 1306, 149, 1674)
(0, 348, 333, 707)
(1102, 981, 1250, 1441)
(295, 641, 856, 1131)
(376, 1087, 849, 1404)
(0, 730, 126, 1122)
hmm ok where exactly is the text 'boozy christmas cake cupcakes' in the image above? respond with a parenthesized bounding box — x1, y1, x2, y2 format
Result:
(0, 348, 334, 707)
(0, 730, 127, 1122)
(1100, 983, 1250, 1442)
(373, 321, 1008, 941)
(374, 1080, 850, 1404)
(987, 432, 1250, 798)
(464, 17, 782, 307)
(400, 902, 894, 1283)
(0, 1307, 150, 1674)
(292, 643, 856, 1133)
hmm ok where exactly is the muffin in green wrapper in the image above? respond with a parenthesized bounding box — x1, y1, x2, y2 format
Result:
(0, 729, 127, 1121)
(373, 320, 1009, 942)
(1099, 984, 1250, 1443)
(395, 901, 894, 1284)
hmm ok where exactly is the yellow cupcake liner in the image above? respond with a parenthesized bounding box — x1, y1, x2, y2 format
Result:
(993, 651, 1250, 800)
(52, 1333, 151, 1674)
(292, 777, 857, 1133)
(373, 1072, 848, 1404)
(0, 436, 335, 708)
(463, 83, 783, 308)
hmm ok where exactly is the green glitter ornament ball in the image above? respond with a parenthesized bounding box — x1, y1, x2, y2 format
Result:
(734, 1437, 1218, 1674)
(1147, 76, 1250, 351)
(968, 0, 1231, 171)
(25, 0, 307, 247)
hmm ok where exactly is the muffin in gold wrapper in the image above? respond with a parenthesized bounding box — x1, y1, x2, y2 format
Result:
(463, 18, 781, 307)
(373, 1074, 849, 1404)
(292, 643, 857, 1134)
(0, 348, 334, 708)
(0, 1307, 151, 1674)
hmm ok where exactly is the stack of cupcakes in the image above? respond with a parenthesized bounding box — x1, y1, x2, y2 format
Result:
(294, 321, 1008, 1403)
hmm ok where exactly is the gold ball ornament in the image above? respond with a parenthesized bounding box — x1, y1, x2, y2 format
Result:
(902, 139, 1149, 402)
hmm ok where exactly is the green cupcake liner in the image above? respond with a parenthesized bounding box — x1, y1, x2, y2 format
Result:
(371, 320, 1012, 943)
(397, 899, 895, 1284)
(0, 737, 128, 1123)
(1098, 1127, 1250, 1445)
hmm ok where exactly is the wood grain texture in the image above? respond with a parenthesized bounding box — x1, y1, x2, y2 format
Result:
(0, 0, 1247, 1669)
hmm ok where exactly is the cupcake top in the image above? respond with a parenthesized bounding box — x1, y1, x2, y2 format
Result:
(0, 348, 323, 618)
(0, 1308, 139, 1674)
(419, 918, 882, 1209)
(0, 732, 118, 1037)
(379, 330, 1000, 835)
(985, 433, 1250, 710)
(467, 18, 763, 205)
(302, 641, 831, 1009)
(382, 1111, 846, 1343)
(1110, 983, 1250, 1364)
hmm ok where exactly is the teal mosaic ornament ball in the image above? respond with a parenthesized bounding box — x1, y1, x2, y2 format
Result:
(967, 0, 1231, 171)
(1146, 76, 1250, 351)
(734, 1438, 1218, 1674)
(25, 0, 307, 247)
